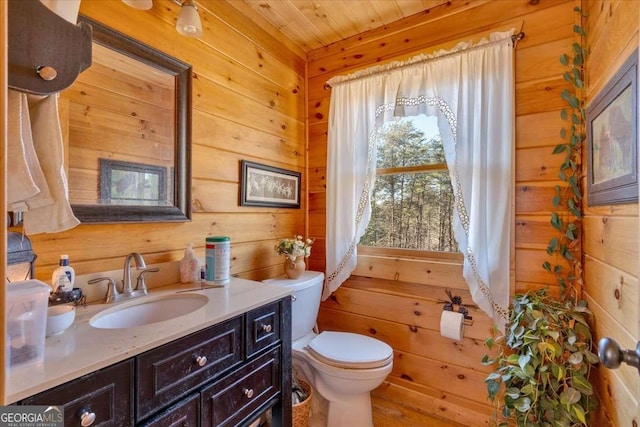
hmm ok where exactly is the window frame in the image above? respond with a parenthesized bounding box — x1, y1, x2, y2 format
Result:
(360, 153, 461, 260)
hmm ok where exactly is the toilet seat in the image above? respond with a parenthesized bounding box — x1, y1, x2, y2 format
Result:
(306, 331, 393, 369)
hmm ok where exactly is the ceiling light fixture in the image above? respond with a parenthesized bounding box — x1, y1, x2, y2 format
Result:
(122, 0, 203, 39)
(175, 0, 203, 38)
(121, 0, 153, 10)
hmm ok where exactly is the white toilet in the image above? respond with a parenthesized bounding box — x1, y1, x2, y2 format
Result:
(264, 271, 393, 427)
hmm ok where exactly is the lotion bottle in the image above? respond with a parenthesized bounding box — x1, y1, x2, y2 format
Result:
(52, 254, 75, 294)
(180, 244, 199, 283)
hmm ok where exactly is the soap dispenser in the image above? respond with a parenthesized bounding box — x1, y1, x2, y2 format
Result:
(180, 244, 199, 283)
(52, 254, 75, 294)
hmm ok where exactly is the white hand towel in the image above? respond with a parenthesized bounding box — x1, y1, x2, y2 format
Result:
(23, 94, 80, 235)
(39, 0, 81, 24)
(7, 90, 53, 211)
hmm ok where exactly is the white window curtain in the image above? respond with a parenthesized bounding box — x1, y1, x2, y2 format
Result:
(324, 31, 515, 329)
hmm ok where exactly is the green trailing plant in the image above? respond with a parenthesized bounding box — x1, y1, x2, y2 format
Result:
(544, 7, 588, 299)
(483, 289, 598, 426)
(483, 7, 599, 426)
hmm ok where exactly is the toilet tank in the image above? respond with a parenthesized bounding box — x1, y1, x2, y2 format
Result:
(263, 271, 324, 341)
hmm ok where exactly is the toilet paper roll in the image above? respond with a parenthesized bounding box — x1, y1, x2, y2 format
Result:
(440, 310, 464, 341)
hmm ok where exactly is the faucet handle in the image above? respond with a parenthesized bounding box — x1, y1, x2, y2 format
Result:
(88, 277, 120, 304)
(136, 267, 159, 292)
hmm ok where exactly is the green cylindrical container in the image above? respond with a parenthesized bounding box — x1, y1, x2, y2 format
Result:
(205, 236, 230, 285)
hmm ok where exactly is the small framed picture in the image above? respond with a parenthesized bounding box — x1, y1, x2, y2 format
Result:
(586, 51, 638, 206)
(99, 159, 167, 206)
(240, 160, 301, 208)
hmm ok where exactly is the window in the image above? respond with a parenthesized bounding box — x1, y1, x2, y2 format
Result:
(360, 115, 459, 253)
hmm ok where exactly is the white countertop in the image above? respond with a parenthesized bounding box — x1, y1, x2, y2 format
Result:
(5, 278, 292, 404)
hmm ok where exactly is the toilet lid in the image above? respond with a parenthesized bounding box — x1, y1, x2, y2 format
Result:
(307, 331, 393, 369)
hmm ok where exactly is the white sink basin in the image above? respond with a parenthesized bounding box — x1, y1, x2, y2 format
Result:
(90, 293, 209, 329)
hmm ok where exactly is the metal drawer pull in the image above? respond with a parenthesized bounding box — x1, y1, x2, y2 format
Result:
(261, 324, 272, 333)
(196, 356, 208, 367)
(79, 409, 96, 427)
(244, 388, 254, 398)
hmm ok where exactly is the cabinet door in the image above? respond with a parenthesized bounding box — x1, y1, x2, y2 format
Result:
(201, 347, 280, 427)
(246, 301, 281, 358)
(139, 393, 199, 427)
(137, 316, 243, 421)
(21, 359, 133, 427)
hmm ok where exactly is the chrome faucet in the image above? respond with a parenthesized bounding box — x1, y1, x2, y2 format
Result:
(121, 252, 159, 299)
(122, 252, 147, 295)
(87, 253, 159, 304)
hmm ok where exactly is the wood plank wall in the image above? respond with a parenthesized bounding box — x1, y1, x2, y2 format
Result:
(9, 0, 306, 287)
(306, 0, 579, 424)
(583, 1, 640, 425)
(1, 0, 7, 405)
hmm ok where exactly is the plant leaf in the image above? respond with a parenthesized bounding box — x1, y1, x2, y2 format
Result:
(573, 404, 587, 424)
(518, 354, 531, 370)
(585, 351, 600, 364)
(572, 373, 594, 395)
(506, 387, 521, 399)
(571, 113, 580, 124)
(553, 144, 567, 154)
(560, 387, 581, 405)
(560, 54, 569, 66)
(560, 109, 568, 120)
(552, 363, 565, 380)
(567, 94, 580, 108)
(486, 379, 500, 399)
(568, 351, 583, 365)
(485, 372, 502, 381)
(551, 212, 563, 231)
(514, 397, 531, 413)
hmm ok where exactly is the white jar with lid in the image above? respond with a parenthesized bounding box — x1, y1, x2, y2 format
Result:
(205, 236, 230, 285)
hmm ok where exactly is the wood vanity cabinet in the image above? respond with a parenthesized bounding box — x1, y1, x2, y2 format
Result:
(139, 394, 200, 427)
(21, 297, 292, 427)
(21, 359, 134, 426)
(136, 316, 244, 421)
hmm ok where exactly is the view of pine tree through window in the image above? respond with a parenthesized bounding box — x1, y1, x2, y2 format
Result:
(360, 115, 459, 253)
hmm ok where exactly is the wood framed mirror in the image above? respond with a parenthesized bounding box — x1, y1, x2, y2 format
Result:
(65, 15, 192, 223)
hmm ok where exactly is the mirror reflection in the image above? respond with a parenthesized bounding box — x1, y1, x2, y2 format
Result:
(66, 42, 175, 207)
(63, 15, 192, 223)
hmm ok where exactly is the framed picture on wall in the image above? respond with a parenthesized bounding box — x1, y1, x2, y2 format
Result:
(240, 160, 301, 208)
(586, 50, 638, 206)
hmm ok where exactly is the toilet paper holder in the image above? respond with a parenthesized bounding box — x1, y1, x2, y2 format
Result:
(438, 289, 476, 326)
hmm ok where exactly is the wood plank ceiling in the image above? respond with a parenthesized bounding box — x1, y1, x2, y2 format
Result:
(225, 0, 452, 52)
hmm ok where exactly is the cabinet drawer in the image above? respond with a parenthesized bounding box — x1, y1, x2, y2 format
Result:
(137, 316, 243, 421)
(139, 393, 199, 427)
(246, 301, 281, 357)
(202, 347, 281, 427)
(21, 359, 133, 427)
